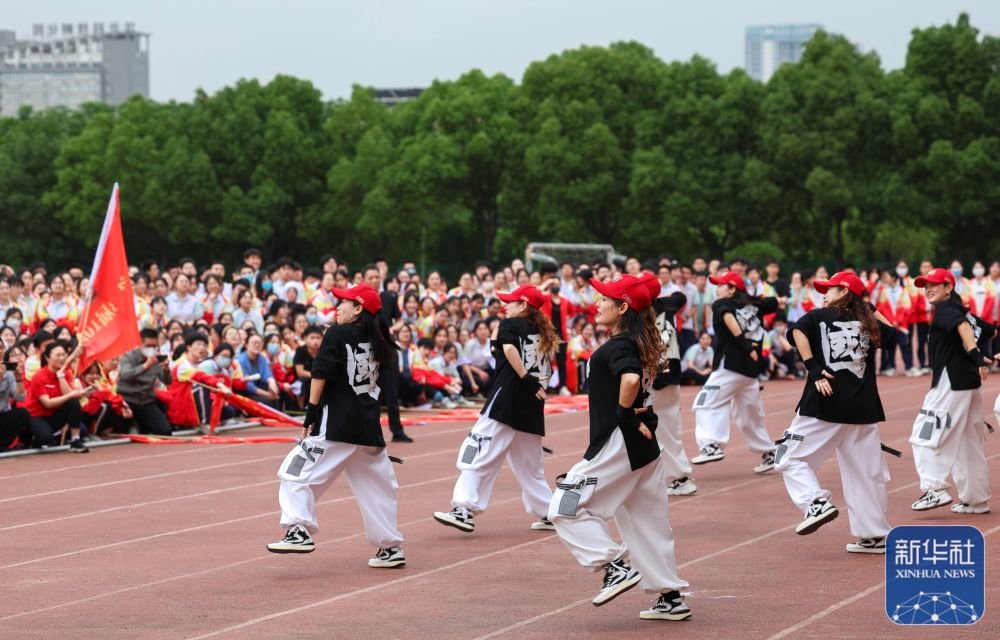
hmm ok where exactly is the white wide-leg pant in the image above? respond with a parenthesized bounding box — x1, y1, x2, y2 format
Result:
(549, 429, 687, 594)
(452, 415, 553, 517)
(652, 385, 692, 481)
(774, 413, 891, 538)
(692, 367, 774, 454)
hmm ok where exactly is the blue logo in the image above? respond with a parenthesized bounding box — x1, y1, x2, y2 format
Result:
(886, 525, 985, 625)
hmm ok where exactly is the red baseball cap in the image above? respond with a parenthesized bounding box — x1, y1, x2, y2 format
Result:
(914, 267, 956, 288)
(708, 271, 747, 292)
(496, 284, 546, 309)
(590, 274, 653, 311)
(638, 272, 662, 300)
(331, 284, 382, 314)
(814, 271, 866, 297)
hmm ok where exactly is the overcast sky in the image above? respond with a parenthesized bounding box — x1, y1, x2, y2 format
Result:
(7, 1, 999, 102)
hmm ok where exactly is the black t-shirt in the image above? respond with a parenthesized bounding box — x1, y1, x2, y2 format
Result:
(788, 308, 893, 424)
(712, 297, 778, 378)
(768, 277, 790, 298)
(550, 300, 563, 341)
(583, 335, 660, 471)
(293, 345, 315, 372)
(928, 296, 985, 391)
(483, 317, 551, 435)
(311, 323, 385, 447)
(379, 291, 401, 326)
(652, 292, 686, 389)
(293, 344, 316, 396)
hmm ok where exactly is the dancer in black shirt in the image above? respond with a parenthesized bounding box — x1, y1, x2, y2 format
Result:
(549, 274, 690, 622)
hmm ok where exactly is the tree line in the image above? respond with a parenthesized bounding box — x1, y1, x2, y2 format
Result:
(0, 13, 997, 275)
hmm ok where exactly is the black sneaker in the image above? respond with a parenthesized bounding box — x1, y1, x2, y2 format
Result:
(433, 506, 475, 532)
(846, 536, 886, 554)
(69, 439, 90, 454)
(795, 497, 839, 535)
(753, 451, 776, 473)
(266, 525, 315, 553)
(592, 558, 642, 606)
(368, 546, 406, 568)
(529, 518, 555, 531)
(391, 432, 414, 443)
(691, 444, 724, 465)
(639, 590, 692, 621)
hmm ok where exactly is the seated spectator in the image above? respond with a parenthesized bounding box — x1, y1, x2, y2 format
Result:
(163, 332, 227, 428)
(568, 322, 598, 393)
(461, 320, 494, 399)
(680, 331, 714, 386)
(117, 329, 173, 436)
(79, 361, 129, 437)
(237, 334, 281, 406)
(411, 337, 463, 408)
(265, 332, 298, 409)
(293, 326, 322, 403)
(428, 343, 474, 407)
(26, 341, 88, 451)
(0, 350, 30, 450)
(766, 318, 800, 379)
(395, 324, 426, 407)
(165, 273, 204, 325)
(197, 344, 248, 424)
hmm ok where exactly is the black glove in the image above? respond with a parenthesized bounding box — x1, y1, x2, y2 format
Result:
(617, 404, 641, 430)
(519, 374, 544, 396)
(302, 402, 321, 436)
(740, 337, 757, 355)
(803, 358, 835, 382)
(967, 348, 991, 367)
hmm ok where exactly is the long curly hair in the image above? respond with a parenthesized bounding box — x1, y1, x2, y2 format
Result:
(613, 304, 665, 376)
(524, 307, 561, 356)
(826, 290, 881, 349)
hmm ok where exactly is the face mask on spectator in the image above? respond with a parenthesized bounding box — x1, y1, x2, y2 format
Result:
(306, 313, 318, 324)
(951, 267, 964, 278)
(262, 281, 273, 292)
(216, 356, 232, 368)
(6, 319, 20, 331)
(895, 267, 908, 277)
(141, 347, 157, 357)
(551, 285, 561, 294)
(267, 343, 279, 355)
(972, 266, 985, 277)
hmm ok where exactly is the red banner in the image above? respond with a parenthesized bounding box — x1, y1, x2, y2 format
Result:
(78, 184, 140, 369)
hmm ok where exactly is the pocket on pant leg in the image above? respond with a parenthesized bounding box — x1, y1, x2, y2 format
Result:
(692, 384, 720, 410)
(277, 440, 326, 482)
(551, 473, 598, 518)
(909, 409, 951, 449)
(773, 431, 804, 468)
(456, 431, 492, 469)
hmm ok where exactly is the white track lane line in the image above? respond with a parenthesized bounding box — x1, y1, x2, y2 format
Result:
(467, 449, 1000, 639)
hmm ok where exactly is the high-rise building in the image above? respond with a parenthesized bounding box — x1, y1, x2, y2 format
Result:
(0, 22, 149, 117)
(745, 24, 821, 82)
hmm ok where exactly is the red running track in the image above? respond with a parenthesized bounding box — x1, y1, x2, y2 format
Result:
(1, 375, 998, 639)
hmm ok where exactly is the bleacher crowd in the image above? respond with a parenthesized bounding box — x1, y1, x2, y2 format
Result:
(1, 250, 998, 454)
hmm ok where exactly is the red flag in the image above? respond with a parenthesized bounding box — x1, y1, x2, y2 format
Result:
(78, 184, 140, 370)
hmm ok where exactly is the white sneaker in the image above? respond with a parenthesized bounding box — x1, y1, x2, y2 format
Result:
(951, 502, 990, 514)
(368, 546, 405, 568)
(846, 536, 886, 554)
(919, 367, 932, 375)
(639, 590, 692, 621)
(529, 518, 555, 531)
(456, 397, 477, 408)
(267, 525, 315, 553)
(558, 386, 572, 397)
(593, 558, 642, 606)
(880, 368, 896, 377)
(691, 444, 724, 465)
(911, 488, 952, 511)
(666, 477, 697, 496)
(443, 398, 459, 409)
(905, 367, 922, 377)
(753, 451, 776, 474)
(433, 506, 475, 532)
(795, 498, 839, 535)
